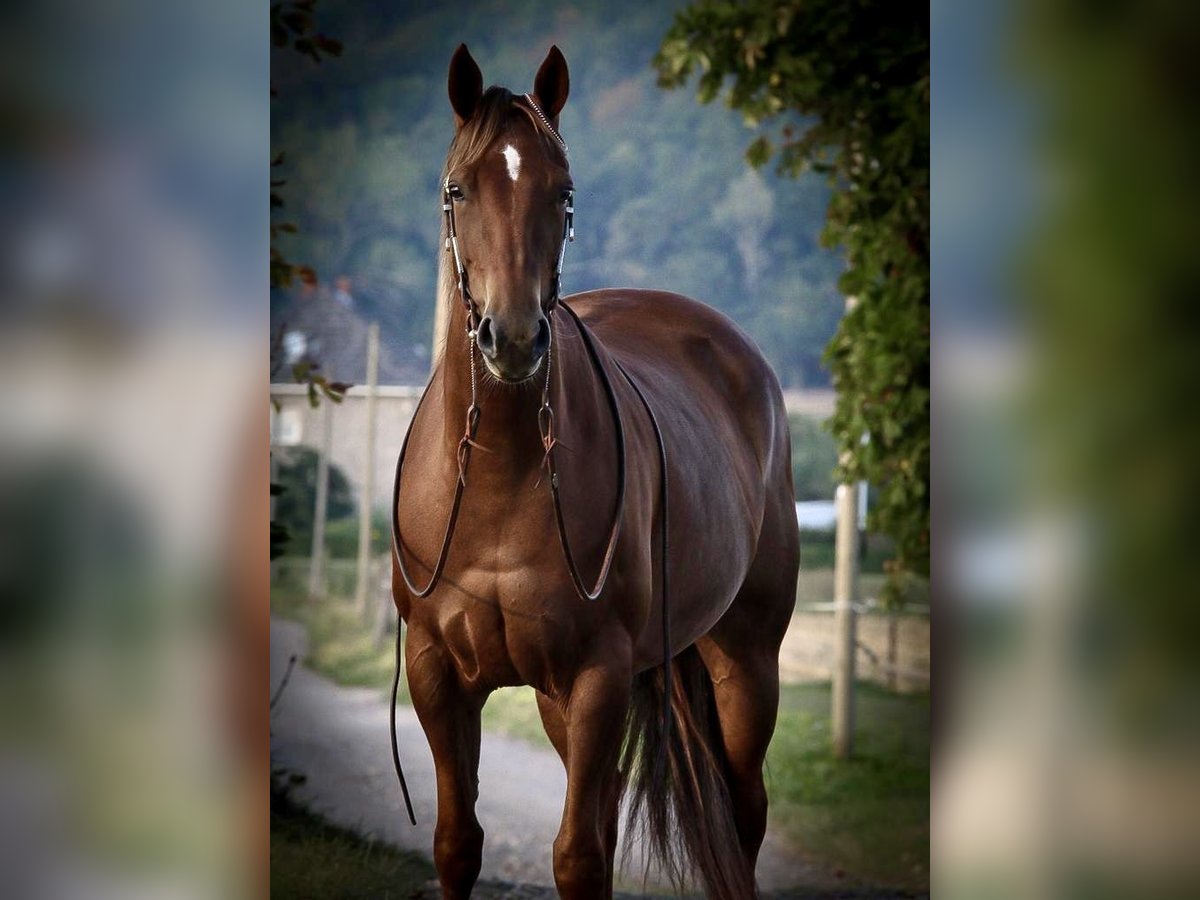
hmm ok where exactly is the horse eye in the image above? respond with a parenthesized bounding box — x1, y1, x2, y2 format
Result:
(559, 189, 574, 203)
(447, 183, 465, 201)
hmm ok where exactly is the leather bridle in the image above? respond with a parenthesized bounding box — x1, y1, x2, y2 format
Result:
(389, 97, 671, 826)
(440, 93, 574, 333)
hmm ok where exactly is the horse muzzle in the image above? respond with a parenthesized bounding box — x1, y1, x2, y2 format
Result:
(475, 313, 551, 382)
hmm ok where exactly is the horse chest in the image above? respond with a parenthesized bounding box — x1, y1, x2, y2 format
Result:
(419, 568, 586, 694)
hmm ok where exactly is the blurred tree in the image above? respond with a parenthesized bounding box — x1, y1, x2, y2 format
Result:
(273, 448, 356, 558)
(655, 0, 929, 601)
(324, 508, 393, 559)
(713, 169, 775, 297)
(269, 0, 846, 392)
(789, 414, 838, 501)
(271, 0, 343, 294)
(1018, 0, 1200, 704)
(271, 0, 346, 560)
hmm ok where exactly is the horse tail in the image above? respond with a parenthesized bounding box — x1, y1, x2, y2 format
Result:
(621, 644, 756, 900)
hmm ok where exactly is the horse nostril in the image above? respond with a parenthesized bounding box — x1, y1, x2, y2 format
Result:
(533, 316, 551, 358)
(476, 316, 497, 358)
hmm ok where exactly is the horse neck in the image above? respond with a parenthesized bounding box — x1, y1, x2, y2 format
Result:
(438, 296, 543, 474)
(437, 295, 605, 481)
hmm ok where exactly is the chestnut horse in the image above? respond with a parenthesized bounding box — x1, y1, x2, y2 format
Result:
(392, 45, 799, 900)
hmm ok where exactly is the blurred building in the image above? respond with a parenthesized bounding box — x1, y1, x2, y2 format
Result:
(271, 281, 429, 386)
(269, 383, 420, 513)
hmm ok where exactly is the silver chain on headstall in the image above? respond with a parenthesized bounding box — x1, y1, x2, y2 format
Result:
(521, 93, 574, 296)
(523, 92, 568, 155)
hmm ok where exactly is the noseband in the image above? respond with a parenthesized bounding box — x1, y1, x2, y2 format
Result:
(389, 99, 671, 825)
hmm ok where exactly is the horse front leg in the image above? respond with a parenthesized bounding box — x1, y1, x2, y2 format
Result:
(538, 691, 625, 899)
(406, 628, 486, 900)
(552, 646, 632, 900)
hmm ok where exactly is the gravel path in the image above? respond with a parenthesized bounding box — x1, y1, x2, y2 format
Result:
(269, 618, 920, 898)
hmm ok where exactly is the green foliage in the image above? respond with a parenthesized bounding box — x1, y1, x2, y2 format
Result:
(270, 481, 290, 560)
(1018, 1, 1200, 701)
(285, 359, 351, 409)
(271, 447, 356, 556)
(656, 0, 929, 600)
(270, 0, 343, 64)
(481, 686, 553, 751)
(270, 0, 342, 294)
(271, 570, 397, 690)
(798, 531, 898, 577)
(270, 0, 349, 562)
(788, 413, 837, 501)
(270, 0, 350, 403)
(323, 508, 391, 559)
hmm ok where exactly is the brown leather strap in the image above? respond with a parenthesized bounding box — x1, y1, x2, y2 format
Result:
(390, 364, 482, 599)
(610, 355, 673, 764)
(540, 302, 627, 601)
(545, 305, 673, 762)
(389, 623, 417, 825)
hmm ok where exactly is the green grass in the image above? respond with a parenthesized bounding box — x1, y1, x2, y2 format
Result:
(271, 578, 553, 748)
(796, 566, 930, 611)
(797, 568, 886, 608)
(272, 576, 400, 694)
(798, 528, 897, 573)
(481, 685, 554, 750)
(271, 777, 433, 898)
(766, 681, 929, 890)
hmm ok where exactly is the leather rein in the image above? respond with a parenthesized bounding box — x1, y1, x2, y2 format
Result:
(388, 96, 671, 826)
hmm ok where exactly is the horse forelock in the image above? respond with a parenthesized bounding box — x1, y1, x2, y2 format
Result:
(442, 86, 567, 179)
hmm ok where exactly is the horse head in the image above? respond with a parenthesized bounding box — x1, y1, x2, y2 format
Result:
(443, 44, 573, 384)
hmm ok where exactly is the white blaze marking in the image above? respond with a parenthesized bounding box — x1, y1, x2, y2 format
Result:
(501, 144, 521, 182)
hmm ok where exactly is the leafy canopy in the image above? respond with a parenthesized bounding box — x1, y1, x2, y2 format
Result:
(655, 0, 929, 600)
(270, 0, 847, 390)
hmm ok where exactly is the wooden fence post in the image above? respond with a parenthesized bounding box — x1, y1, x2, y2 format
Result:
(355, 324, 380, 616)
(832, 481, 859, 759)
(307, 399, 333, 600)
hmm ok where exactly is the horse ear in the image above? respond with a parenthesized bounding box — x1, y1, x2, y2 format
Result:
(533, 45, 570, 124)
(448, 43, 483, 126)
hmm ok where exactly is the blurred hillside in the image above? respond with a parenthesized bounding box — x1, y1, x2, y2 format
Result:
(270, 0, 844, 387)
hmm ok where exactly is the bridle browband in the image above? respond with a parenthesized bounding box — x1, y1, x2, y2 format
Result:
(388, 99, 671, 826)
(522, 92, 568, 155)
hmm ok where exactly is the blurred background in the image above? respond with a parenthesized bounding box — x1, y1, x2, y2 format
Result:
(0, 0, 1197, 896)
(934, 0, 1200, 896)
(268, 0, 929, 894)
(268, 1, 847, 390)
